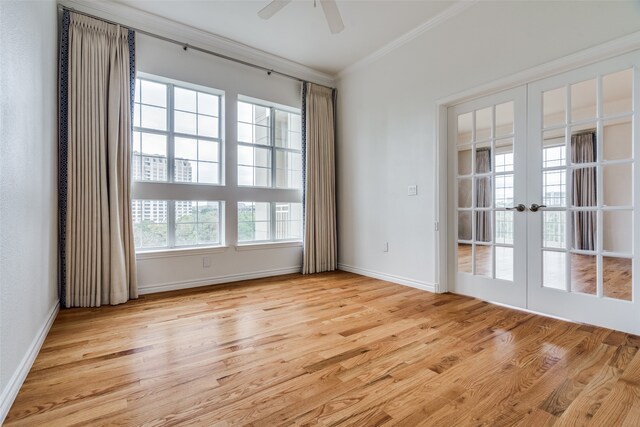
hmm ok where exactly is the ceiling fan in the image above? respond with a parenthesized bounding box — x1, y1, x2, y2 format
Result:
(258, 0, 345, 34)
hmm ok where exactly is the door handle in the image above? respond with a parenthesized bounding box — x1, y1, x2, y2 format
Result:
(506, 204, 526, 212)
(529, 203, 547, 212)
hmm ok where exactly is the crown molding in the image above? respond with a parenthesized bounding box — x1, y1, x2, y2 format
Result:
(337, 0, 478, 79)
(58, 0, 335, 87)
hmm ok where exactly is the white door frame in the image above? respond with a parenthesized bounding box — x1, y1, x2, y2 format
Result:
(434, 32, 640, 296)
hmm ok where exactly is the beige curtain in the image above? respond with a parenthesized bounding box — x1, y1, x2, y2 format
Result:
(65, 13, 137, 306)
(303, 83, 337, 274)
(571, 131, 597, 251)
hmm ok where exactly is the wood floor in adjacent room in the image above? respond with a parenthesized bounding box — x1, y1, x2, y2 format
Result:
(6, 271, 640, 426)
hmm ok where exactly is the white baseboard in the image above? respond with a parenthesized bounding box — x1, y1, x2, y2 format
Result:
(138, 266, 303, 295)
(0, 301, 59, 424)
(338, 263, 436, 293)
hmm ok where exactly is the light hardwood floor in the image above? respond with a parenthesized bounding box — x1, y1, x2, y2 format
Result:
(6, 271, 640, 426)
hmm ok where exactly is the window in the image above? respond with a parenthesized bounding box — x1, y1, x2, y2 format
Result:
(132, 74, 303, 253)
(133, 200, 223, 250)
(237, 100, 302, 188)
(238, 202, 303, 243)
(134, 77, 222, 184)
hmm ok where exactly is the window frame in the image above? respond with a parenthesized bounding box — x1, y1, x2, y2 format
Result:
(134, 73, 225, 186)
(236, 96, 302, 189)
(237, 201, 303, 244)
(133, 199, 225, 252)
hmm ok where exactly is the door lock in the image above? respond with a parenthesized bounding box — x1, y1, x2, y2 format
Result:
(529, 203, 547, 212)
(506, 204, 526, 212)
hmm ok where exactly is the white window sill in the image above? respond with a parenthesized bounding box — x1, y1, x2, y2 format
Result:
(235, 241, 303, 251)
(136, 246, 229, 260)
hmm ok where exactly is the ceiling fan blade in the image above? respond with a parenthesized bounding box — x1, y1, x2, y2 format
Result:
(319, 0, 344, 34)
(258, 0, 292, 20)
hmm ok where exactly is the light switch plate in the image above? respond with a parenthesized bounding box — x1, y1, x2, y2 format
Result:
(408, 185, 418, 196)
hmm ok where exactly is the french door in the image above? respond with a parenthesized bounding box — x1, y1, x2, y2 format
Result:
(448, 87, 528, 308)
(449, 51, 640, 334)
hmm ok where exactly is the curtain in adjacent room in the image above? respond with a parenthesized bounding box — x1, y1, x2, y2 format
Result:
(572, 131, 597, 251)
(302, 82, 337, 274)
(58, 11, 137, 307)
(475, 148, 492, 242)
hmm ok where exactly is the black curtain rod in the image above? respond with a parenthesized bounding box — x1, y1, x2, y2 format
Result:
(58, 5, 335, 90)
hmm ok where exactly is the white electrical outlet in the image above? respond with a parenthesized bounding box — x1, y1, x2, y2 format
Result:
(383, 242, 389, 252)
(408, 185, 418, 196)
(203, 256, 211, 268)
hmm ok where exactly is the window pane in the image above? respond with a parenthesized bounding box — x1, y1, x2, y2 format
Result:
(603, 163, 632, 207)
(458, 211, 472, 241)
(254, 105, 270, 126)
(571, 254, 596, 295)
(254, 147, 271, 168)
(175, 223, 197, 246)
(141, 105, 167, 130)
(175, 111, 197, 135)
(603, 257, 632, 301)
(495, 211, 513, 245)
(175, 159, 196, 183)
(238, 145, 254, 166)
(134, 103, 141, 127)
(238, 165, 253, 186)
(238, 202, 271, 242)
(275, 110, 289, 148)
(199, 140, 219, 162)
(495, 102, 513, 137)
(254, 125, 270, 145)
(141, 80, 167, 107)
(238, 123, 253, 143)
(132, 200, 168, 249)
(275, 203, 303, 240)
(571, 79, 596, 122)
(198, 162, 219, 184)
(603, 118, 632, 161)
(543, 211, 566, 249)
(238, 102, 253, 123)
(543, 170, 566, 207)
(198, 115, 218, 138)
(543, 251, 566, 290)
(174, 87, 197, 112)
(175, 137, 197, 160)
(543, 87, 566, 128)
(198, 93, 219, 117)
(602, 69, 632, 117)
(603, 210, 632, 253)
(275, 150, 302, 189)
(475, 107, 492, 141)
(495, 247, 513, 281)
(457, 243, 472, 273)
(458, 149, 472, 175)
(457, 112, 472, 145)
(255, 167, 271, 187)
(475, 244, 492, 277)
(140, 133, 168, 182)
(494, 174, 513, 208)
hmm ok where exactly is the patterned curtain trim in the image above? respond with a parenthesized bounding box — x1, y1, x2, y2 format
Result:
(301, 82, 307, 231)
(58, 10, 70, 308)
(128, 30, 136, 122)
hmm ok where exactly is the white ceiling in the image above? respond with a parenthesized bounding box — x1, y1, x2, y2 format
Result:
(110, 0, 458, 75)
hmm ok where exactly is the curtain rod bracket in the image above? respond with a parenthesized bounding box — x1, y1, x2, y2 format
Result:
(183, 44, 188, 51)
(267, 70, 273, 76)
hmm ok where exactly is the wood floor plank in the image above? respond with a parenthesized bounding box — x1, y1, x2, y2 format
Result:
(5, 271, 640, 426)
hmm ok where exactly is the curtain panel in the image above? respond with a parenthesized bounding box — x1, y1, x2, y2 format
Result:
(302, 83, 337, 274)
(571, 131, 597, 251)
(59, 11, 138, 307)
(475, 148, 492, 242)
